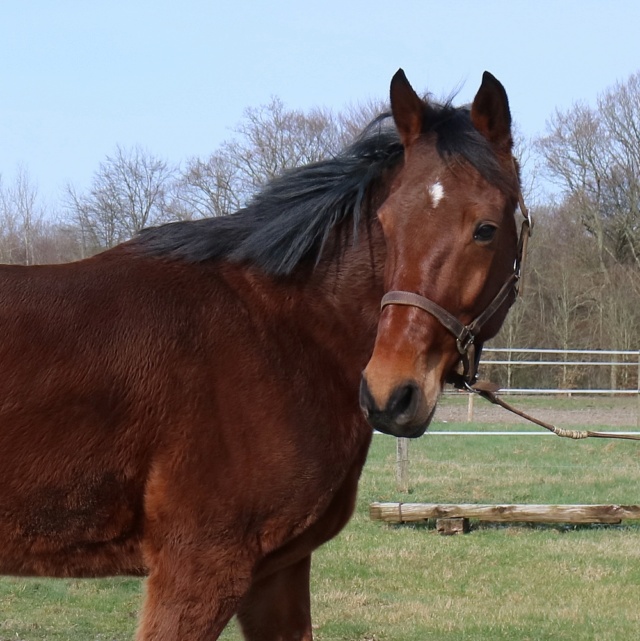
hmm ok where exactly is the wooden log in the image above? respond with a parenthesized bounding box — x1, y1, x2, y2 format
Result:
(436, 517, 470, 535)
(369, 502, 640, 524)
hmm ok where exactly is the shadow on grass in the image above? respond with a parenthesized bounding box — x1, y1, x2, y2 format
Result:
(387, 519, 640, 534)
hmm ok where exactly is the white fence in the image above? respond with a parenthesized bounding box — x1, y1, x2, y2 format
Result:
(479, 347, 640, 395)
(394, 348, 640, 490)
(432, 347, 640, 436)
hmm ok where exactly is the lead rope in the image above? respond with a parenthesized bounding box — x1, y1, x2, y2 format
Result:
(467, 380, 640, 441)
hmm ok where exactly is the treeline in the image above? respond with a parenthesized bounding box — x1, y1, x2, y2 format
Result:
(0, 97, 380, 264)
(2, 76, 639, 391)
(489, 72, 640, 390)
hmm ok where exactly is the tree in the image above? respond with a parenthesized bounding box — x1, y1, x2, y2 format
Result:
(65, 146, 176, 254)
(172, 152, 241, 219)
(534, 71, 640, 362)
(173, 97, 388, 219)
(0, 166, 45, 264)
(537, 71, 640, 269)
(223, 97, 343, 198)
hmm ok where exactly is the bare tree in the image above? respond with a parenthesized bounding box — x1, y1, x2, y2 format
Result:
(172, 152, 241, 219)
(537, 71, 640, 268)
(223, 97, 343, 199)
(599, 73, 640, 266)
(533, 70, 640, 371)
(0, 166, 47, 264)
(337, 98, 389, 143)
(64, 146, 176, 254)
(173, 97, 389, 220)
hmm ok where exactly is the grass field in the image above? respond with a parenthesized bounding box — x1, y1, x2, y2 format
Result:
(2, 396, 640, 640)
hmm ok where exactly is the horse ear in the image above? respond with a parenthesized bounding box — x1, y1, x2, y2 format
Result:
(390, 69, 425, 148)
(470, 71, 513, 152)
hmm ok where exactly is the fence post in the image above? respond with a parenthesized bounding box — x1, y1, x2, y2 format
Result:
(467, 393, 475, 422)
(396, 438, 409, 493)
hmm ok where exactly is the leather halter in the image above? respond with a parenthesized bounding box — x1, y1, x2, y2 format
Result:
(380, 184, 533, 389)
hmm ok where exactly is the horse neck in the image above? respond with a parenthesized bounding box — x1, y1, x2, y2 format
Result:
(299, 213, 387, 379)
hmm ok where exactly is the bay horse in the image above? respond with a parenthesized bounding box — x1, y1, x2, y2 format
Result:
(0, 70, 521, 639)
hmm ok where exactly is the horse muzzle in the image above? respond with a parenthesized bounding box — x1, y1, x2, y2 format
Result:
(359, 376, 436, 438)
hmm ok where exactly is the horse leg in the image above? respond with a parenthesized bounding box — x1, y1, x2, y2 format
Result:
(236, 554, 313, 641)
(235, 444, 371, 640)
(136, 546, 254, 641)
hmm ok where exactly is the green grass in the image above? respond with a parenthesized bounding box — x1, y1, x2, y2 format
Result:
(3, 400, 640, 640)
(0, 578, 140, 640)
(390, 432, 640, 506)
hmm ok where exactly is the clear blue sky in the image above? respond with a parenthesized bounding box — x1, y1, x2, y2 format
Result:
(2, 0, 639, 205)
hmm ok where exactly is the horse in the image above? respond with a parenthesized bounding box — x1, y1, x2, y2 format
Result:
(0, 69, 522, 639)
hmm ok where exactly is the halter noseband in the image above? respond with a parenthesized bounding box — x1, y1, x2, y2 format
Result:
(380, 180, 533, 390)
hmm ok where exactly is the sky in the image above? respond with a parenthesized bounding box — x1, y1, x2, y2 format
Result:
(2, 0, 640, 206)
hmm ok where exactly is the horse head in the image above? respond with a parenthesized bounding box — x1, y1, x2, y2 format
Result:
(360, 69, 522, 437)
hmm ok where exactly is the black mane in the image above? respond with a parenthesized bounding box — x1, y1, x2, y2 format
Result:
(133, 103, 510, 275)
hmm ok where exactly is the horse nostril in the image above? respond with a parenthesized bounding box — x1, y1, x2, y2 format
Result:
(387, 383, 420, 424)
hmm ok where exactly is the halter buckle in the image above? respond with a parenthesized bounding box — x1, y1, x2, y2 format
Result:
(456, 329, 474, 355)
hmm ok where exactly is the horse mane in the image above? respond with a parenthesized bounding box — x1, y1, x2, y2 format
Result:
(132, 102, 512, 275)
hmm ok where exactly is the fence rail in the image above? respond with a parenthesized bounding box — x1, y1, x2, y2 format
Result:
(396, 347, 640, 496)
(390, 348, 640, 489)
(479, 347, 640, 396)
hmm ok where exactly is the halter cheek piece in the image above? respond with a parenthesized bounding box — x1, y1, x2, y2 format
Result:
(378, 179, 640, 442)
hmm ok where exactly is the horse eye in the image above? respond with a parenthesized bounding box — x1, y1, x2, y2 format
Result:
(473, 223, 498, 243)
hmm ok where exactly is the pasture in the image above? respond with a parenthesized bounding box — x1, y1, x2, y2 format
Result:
(2, 395, 639, 640)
